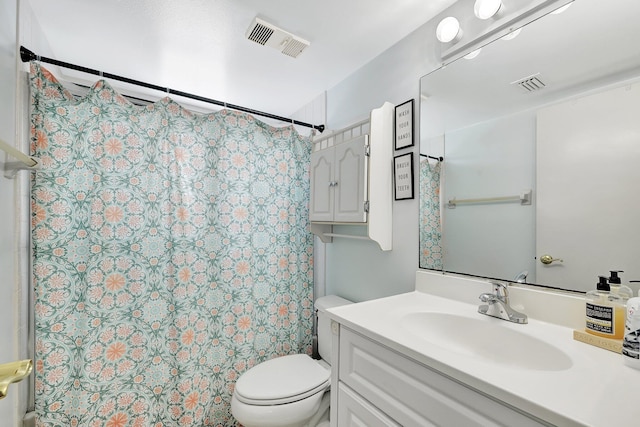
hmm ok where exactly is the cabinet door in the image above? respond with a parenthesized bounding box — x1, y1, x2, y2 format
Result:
(339, 328, 550, 427)
(310, 149, 334, 222)
(334, 135, 368, 223)
(536, 84, 640, 286)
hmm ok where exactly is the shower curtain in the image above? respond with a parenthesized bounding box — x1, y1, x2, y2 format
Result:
(419, 158, 443, 269)
(30, 63, 314, 426)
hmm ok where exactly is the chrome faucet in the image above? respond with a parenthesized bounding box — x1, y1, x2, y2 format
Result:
(512, 270, 528, 284)
(478, 281, 528, 324)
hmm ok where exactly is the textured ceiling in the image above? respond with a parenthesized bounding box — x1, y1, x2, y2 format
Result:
(27, 0, 457, 117)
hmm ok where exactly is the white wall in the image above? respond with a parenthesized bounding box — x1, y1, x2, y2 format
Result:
(320, 0, 569, 302)
(0, 0, 26, 424)
(322, 19, 443, 302)
(0, 1, 53, 424)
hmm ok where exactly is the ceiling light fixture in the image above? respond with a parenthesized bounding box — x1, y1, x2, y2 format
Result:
(474, 0, 503, 20)
(436, 17, 462, 43)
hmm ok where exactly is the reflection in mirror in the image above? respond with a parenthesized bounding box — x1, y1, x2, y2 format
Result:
(419, 153, 444, 270)
(419, 0, 640, 293)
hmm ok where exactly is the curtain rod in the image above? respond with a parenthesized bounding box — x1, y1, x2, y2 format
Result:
(420, 154, 443, 161)
(20, 46, 325, 133)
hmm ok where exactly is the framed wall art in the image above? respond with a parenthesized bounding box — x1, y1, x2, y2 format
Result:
(394, 152, 414, 200)
(394, 99, 414, 150)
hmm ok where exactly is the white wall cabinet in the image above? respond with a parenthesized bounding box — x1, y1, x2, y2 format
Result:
(331, 325, 551, 427)
(310, 135, 368, 223)
(310, 102, 393, 251)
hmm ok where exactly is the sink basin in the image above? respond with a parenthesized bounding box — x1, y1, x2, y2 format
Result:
(400, 312, 573, 371)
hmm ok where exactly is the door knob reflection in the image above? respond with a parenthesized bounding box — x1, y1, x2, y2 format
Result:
(540, 254, 563, 265)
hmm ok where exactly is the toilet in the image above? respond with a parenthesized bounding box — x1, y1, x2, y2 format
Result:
(231, 295, 352, 427)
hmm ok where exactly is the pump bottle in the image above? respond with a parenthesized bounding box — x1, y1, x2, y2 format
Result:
(585, 276, 625, 339)
(623, 284, 640, 369)
(608, 270, 633, 301)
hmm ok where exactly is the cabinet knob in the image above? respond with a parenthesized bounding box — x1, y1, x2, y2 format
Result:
(329, 181, 338, 187)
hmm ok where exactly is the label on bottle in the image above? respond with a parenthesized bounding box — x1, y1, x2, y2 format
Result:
(622, 328, 640, 359)
(622, 347, 640, 359)
(623, 310, 640, 359)
(586, 303, 614, 335)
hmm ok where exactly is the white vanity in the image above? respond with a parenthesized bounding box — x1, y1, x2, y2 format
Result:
(326, 270, 640, 426)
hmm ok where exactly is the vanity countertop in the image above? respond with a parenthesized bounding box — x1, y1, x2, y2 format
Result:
(326, 271, 640, 427)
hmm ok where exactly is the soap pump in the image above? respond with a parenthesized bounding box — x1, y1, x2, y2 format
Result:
(585, 276, 625, 339)
(609, 270, 633, 301)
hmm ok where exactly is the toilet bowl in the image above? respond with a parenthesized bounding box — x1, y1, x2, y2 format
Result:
(230, 354, 330, 427)
(230, 295, 352, 427)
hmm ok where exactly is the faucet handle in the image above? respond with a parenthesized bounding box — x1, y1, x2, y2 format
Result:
(488, 280, 509, 301)
(479, 292, 498, 303)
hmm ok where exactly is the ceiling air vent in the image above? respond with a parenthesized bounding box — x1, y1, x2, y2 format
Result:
(247, 20, 274, 45)
(245, 17, 310, 58)
(511, 73, 546, 93)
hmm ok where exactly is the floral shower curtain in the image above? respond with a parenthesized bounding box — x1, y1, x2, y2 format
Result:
(419, 158, 443, 269)
(30, 63, 314, 426)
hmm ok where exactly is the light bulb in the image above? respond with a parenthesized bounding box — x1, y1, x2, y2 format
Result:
(501, 28, 522, 41)
(464, 49, 482, 60)
(436, 17, 462, 43)
(551, 2, 573, 14)
(474, 0, 503, 20)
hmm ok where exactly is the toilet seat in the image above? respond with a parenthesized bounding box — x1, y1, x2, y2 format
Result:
(234, 354, 330, 406)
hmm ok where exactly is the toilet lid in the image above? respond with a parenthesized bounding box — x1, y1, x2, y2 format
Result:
(234, 354, 330, 405)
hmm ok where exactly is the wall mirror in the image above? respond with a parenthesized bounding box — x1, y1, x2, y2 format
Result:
(419, 0, 640, 293)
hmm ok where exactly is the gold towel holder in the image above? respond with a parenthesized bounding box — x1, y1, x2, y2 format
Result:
(0, 359, 33, 399)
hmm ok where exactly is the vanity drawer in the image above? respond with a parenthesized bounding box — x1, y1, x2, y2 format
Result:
(338, 327, 549, 427)
(337, 382, 400, 427)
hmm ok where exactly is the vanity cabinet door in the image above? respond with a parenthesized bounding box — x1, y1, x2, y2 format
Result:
(338, 327, 550, 427)
(337, 383, 400, 427)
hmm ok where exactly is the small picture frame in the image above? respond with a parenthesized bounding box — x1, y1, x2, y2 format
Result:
(394, 152, 414, 200)
(394, 99, 414, 150)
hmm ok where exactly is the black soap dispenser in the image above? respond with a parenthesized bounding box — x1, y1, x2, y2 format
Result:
(609, 270, 633, 301)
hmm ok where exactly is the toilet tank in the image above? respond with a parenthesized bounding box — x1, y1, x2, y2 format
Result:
(315, 295, 352, 365)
